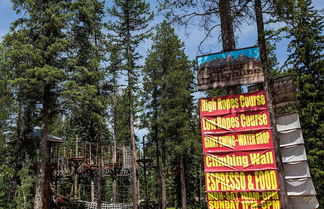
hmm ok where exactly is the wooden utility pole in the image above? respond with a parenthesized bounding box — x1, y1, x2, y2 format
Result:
(254, 0, 290, 208)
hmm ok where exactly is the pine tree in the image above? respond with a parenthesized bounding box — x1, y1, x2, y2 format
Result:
(283, 0, 324, 206)
(65, 0, 107, 143)
(63, 1, 108, 206)
(3, 1, 70, 208)
(14, 156, 35, 209)
(107, 1, 153, 208)
(143, 21, 196, 209)
(0, 43, 15, 209)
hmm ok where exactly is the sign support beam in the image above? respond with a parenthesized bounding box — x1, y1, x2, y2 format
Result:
(255, 0, 290, 208)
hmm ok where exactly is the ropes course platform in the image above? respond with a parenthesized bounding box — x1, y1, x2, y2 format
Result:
(78, 201, 132, 209)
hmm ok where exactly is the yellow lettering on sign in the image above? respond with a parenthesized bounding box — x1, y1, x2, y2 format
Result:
(249, 151, 274, 165)
(239, 94, 266, 108)
(204, 135, 236, 148)
(208, 200, 240, 209)
(217, 98, 239, 110)
(205, 154, 249, 168)
(240, 192, 260, 200)
(201, 99, 217, 112)
(261, 200, 281, 209)
(206, 172, 247, 192)
(240, 113, 268, 128)
(254, 170, 278, 190)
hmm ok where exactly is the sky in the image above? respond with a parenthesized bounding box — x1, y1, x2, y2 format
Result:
(1, 0, 323, 63)
(0, 0, 323, 140)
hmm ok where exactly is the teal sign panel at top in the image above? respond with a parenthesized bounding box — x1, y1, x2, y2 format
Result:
(197, 47, 260, 66)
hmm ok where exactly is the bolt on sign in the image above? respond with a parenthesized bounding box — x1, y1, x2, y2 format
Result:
(196, 47, 264, 91)
(199, 91, 281, 209)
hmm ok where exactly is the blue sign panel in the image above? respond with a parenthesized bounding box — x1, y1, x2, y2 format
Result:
(196, 47, 264, 90)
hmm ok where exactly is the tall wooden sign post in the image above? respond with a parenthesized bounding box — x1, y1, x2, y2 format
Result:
(254, 0, 290, 208)
(197, 47, 289, 209)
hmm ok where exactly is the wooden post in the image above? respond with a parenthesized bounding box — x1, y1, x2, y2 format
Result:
(254, 0, 290, 208)
(74, 175, 78, 198)
(90, 143, 92, 165)
(63, 146, 66, 159)
(96, 143, 99, 165)
(96, 143, 102, 209)
(91, 179, 95, 202)
(75, 135, 79, 157)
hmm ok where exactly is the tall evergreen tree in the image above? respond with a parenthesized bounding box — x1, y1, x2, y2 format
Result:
(65, 0, 107, 143)
(0, 42, 15, 209)
(64, 1, 108, 207)
(143, 21, 197, 209)
(107, 1, 153, 208)
(283, 0, 324, 206)
(3, 1, 70, 208)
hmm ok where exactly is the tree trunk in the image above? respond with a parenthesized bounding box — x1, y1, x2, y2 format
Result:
(127, 65, 138, 209)
(112, 179, 117, 203)
(112, 92, 118, 203)
(254, 1, 290, 209)
(179, 155, 187, 209)
(97, 144, 102, 209)
(130, 107, 138, 209)
(91, 179, 95, 202)
(219, 0, 236, 51)
(34, 86, 50, 209)
(151, 89, 163, 208)
(219, 0, 241, 94)
(96, 175, 102, 209)
(161, 140, 167, 209)
(156, 137, 162, 208)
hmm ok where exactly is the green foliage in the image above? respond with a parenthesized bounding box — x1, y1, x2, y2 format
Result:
(106, 43, 132, 146)
(107, 0, 154, 116)
(14, 156, 35, 209)
(0, 165, 14, 209)
(3, 0, 70, 123)
(64, 0, 108, 143)
(143, 21, 200, 207)
(283, 0, 324, 207)
(144, 20, 195, 154)
(3, 0, 71, 208)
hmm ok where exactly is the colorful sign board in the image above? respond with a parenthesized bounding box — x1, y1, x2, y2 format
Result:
(205, 170, 279, 192)
(199, 91, 281, 209)
(200, 91, 268, 116)
(201, 110, 270, 134)
(207, 191, 281, 209)
(197, 47, 264, 90)
(202, 130, 273, 153)
(204, 149, 276, 172)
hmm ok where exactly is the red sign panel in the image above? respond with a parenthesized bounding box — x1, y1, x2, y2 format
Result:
(207, 191, 281, 209)
(200, 91, 268, 116)
(204, 149, 276, 172)
(205, 170, 279, 192)
(199, 91, 281, 209)
(201, 110, 270, 134)
(202, 129, 273, 153)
